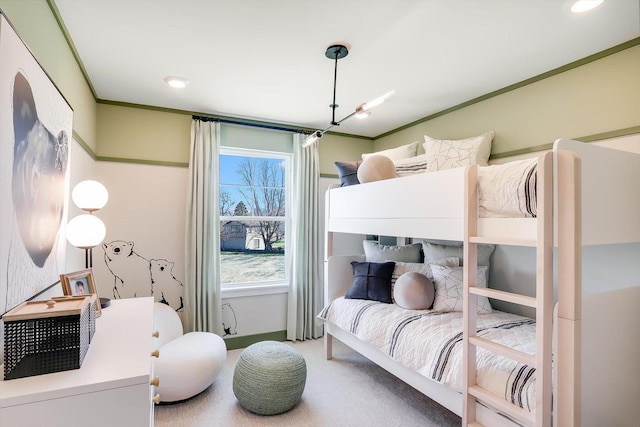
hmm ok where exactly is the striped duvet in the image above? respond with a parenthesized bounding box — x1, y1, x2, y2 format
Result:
(318, 297, 538, 414)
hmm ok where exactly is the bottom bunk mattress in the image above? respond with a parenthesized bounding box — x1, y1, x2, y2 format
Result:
(318, 297, 537, 414)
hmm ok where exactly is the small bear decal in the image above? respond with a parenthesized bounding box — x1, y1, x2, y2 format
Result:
(150, 259, 184, 312)
(221, 303, 238, 336)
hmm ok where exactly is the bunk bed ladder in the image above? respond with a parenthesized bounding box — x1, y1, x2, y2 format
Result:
(463, 152, 554, 427)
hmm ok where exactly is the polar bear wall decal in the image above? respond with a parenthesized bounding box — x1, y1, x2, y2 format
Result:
(150, 259, 184, 311)
(221, 303, 238, 336)
(103, 240, 152, 299)
(102, 240, 185, 312)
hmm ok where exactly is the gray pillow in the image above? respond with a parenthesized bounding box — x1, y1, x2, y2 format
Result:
(334, 161, 361, 187)
(393, 272, 435, 310)
(422, 242, 495, 267)
(363, 240, 422, 263)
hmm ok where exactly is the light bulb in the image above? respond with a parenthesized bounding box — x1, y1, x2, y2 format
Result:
(571, 0, 604, 13)
(72, 180, 109, 212)
(66, 214, 106, 249)
(302, 131, 322, 147)
(361, 89, 396, 112)
(164, 76, 189, 89)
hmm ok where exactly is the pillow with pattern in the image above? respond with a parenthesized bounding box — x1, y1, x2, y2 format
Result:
(393, 154, 429, 177)
(389, 257, 459, 303)
(431, 265, 492, 313)
(423, 131, 494, 172)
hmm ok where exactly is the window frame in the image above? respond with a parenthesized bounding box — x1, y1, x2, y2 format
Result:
(219, 146, 291, 297)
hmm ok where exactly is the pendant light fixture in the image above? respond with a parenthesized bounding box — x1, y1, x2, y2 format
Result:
(302, 44, 395, 147)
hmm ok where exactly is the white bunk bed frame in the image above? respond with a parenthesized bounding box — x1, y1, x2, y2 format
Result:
(322, 139, 640, 427)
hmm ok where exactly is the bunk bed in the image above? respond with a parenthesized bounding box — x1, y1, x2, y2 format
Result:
(318, 138, 640, 427)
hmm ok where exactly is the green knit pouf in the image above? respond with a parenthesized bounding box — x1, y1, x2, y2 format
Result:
(233, 341, 307, 415)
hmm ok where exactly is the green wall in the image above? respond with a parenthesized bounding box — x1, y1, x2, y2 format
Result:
(1, 0, 98, 152)
(374, 44, 640, 157)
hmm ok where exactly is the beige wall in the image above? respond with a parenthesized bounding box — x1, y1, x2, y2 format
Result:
(1, 0, 98, 151)
(374, 45, 640, 157)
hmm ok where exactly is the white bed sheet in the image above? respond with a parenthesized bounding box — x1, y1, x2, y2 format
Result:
(318, 297, 538, 414)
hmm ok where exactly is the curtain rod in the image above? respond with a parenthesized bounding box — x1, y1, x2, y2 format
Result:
(192, 115, 313, 135)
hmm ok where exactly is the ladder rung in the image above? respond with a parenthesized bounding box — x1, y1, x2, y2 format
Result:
(469, 236, 537, 247)
(468, 385, 535, 427)
(469, 287, 537, 308)
(469, 336, 536, 366)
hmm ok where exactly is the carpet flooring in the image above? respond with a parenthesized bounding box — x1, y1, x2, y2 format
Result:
(154, 337, 461, 427)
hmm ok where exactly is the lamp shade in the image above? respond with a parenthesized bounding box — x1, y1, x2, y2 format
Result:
(72, 180, 109, 212)
(66, 214, 106, 249)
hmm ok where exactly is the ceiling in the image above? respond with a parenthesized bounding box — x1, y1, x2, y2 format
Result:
(52, 0, 639, 138)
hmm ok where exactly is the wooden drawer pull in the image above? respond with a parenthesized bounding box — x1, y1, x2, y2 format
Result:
(152, 394, 161, 404)
(150, 376, 160, 387)
(151, 349, 160, 358)
(152, 331, 159, 338)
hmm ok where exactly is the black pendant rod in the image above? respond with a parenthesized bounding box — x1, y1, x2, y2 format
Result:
(325, 44, 349, 127)
(331, 51, 339, 125)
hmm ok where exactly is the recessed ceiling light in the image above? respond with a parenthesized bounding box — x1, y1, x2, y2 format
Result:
(164, 76, 189, 89)
(570, 0, 605, 13)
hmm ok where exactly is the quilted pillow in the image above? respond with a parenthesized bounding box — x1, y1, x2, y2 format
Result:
(362, 141, 419, 161)
(431, 265, 492, 314)
(393, 272, 435, 310)
(364, 240, 422, 263)
(346, 261, 396, 303)
(423, 131, 494, 172)
(334, 160, 361, 187)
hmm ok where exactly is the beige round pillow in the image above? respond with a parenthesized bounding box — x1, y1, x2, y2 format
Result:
(393, 272, 435, 310)
(357, 155, 397, 183)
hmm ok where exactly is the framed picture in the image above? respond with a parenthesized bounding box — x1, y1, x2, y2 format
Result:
(60, 269, 101, 317)
(1, 12, 73, 315)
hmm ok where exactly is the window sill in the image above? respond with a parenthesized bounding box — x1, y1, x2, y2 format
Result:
(221, 283, 289, 299)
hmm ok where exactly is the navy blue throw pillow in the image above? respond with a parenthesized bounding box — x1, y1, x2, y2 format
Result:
(345, 261, 396, 303)
(334, 161, 361, 187)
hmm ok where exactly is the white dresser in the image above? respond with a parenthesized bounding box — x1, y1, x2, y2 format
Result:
(0, 297, 157, 427)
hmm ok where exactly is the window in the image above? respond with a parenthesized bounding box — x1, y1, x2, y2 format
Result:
(219, 147, 290, 295)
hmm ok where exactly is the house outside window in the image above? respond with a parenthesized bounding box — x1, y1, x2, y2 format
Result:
(219, 147, 290, 296)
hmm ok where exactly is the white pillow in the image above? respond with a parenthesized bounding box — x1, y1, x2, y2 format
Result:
(423, 131, 494, 172)
(393, 154, 429, 177)
(393, 272, 434, 310)
(357, 155, 397, 183)
(431, 265, 492, 314)
(362, 141, 419, 161)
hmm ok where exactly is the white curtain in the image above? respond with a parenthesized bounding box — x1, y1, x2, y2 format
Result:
(287, 133, 323, 340)
(184, 119, 223, 335)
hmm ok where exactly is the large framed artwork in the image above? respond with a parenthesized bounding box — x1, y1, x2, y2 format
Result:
(0, 12, 72, 314)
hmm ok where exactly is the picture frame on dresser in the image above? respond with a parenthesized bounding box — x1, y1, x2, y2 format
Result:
(60, 269, 101, 316)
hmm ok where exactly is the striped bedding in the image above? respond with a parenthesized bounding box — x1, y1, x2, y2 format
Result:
(318, 297, 538, 414)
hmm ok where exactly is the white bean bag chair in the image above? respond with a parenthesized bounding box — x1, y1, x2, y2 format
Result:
(153, 303, 227, 402)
